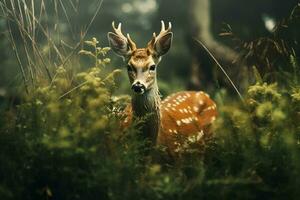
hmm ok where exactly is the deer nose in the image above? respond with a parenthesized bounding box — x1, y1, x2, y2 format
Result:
(131, 81, 146, 94)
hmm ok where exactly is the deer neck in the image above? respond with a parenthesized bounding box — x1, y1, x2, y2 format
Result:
(131, 82, 161, 144)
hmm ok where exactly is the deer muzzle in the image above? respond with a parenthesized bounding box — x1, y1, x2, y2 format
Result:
(131, 81, 146, 95)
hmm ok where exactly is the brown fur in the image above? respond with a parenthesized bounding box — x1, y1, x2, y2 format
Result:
(122, 91, 217, 157)
(109, 21, 217, 158)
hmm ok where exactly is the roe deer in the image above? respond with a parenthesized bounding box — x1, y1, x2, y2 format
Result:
(108, 21, 217, 157)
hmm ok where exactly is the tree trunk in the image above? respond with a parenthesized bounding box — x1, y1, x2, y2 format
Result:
(187, 0, 249, 93)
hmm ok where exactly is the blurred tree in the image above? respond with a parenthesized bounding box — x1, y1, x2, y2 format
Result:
(1, 0, 299, 95)
(187, 0, 249, 93)
(155, 0, 299, 92)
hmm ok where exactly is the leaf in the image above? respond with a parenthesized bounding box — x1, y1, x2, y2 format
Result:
(252, 66, 263, 84)
(219, 32, 233, 36)
(84, 40, 95, 46)
(78, 50, 95, 57)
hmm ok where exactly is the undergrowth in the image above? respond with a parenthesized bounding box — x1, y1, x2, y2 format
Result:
(0, 37, 299, 200)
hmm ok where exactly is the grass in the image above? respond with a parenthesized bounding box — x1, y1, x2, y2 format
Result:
(0, 0, 104, 91)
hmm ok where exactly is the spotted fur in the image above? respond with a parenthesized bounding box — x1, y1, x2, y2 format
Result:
(122, 91, 218, 157)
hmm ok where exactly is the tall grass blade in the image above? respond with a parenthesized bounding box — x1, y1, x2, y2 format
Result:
(194, 38, 244, 102)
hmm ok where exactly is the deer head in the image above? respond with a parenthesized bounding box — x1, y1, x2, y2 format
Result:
(108, 21, 173, 95)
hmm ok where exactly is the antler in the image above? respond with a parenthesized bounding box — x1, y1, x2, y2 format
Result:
(112, 21, 137, 51)
(148, 20, 172, 49)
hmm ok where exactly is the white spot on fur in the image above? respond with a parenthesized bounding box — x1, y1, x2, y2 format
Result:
(199, 100, 204, 105)
(182, 118, 190, 124)
(193, 106, 199, 112)
(203, 106, 214, 112)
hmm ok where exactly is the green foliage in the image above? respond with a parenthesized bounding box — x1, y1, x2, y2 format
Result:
(1, 38, 300, 200)
(0, 39, 196, 200)
(208, 75, 300, 199)
(1, 2, 300, 199)
(0, 40, 148, 199)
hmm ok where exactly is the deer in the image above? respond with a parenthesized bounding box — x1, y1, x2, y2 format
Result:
(108, 21, 217, 157)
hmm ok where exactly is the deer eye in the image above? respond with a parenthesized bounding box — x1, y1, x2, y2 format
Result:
(127, 65, 133, 72)
(149, 65, 156, 71)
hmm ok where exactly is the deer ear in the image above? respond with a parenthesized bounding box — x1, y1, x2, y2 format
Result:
(154, 32, 173, 56)
(107, 32, 130, 57)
